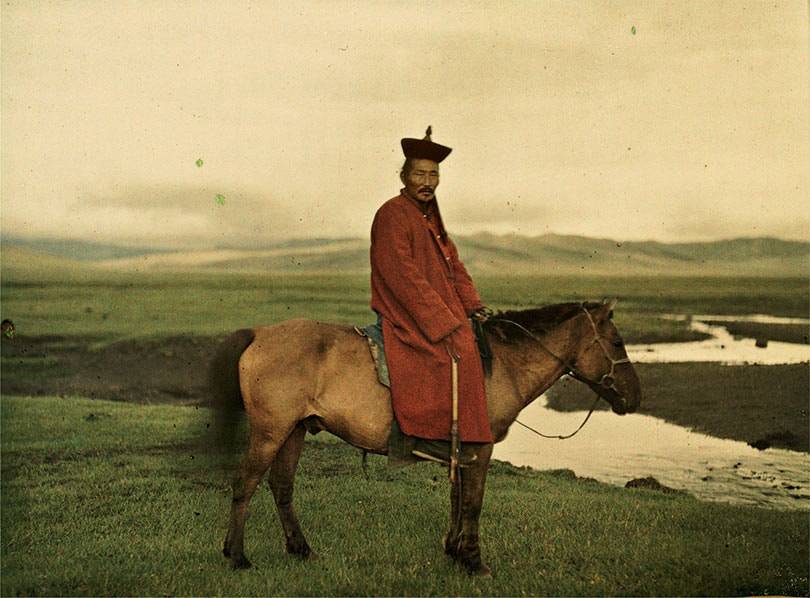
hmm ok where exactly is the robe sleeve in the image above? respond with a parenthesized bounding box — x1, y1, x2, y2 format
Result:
(371, 204, 463, 343)
(446, 237, 483, 315)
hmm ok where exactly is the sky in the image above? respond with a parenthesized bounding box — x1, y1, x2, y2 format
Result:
(2, 0, 808, 248)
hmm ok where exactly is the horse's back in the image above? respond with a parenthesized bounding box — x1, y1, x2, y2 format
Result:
(239, 319, 392, 451)
(246, 319, 356, 361)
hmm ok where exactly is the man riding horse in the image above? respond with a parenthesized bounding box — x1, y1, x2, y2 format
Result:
(370, 126, 492, 469)
(213, 127, 641, 577)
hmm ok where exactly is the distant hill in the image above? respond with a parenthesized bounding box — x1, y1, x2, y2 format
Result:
(453, 234, 810, 276)
(0, 245, 93, 282)
(1, 236, 173, 261)
(2, 234, 808, 277)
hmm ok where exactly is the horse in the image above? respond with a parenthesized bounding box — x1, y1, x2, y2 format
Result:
(210, 299, 641, 575)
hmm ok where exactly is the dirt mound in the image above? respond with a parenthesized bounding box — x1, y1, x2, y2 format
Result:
(625, 476, 686, 495)
(1, 335, 223, 404)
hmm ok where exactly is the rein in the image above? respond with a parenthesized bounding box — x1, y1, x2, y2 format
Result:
(513, 395, 601, 439)
(493, 304, 630, 441)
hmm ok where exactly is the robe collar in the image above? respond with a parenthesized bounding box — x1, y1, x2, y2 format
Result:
(400, 189, 448, 240)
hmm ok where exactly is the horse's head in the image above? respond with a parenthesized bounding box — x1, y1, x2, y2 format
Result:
(570, 299, 641, 415)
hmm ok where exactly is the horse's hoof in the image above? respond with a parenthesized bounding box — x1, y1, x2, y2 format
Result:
(286, 539, 315, 560)
(231, 554, 252, 570)
(461, 557, 492, 578)
(222, 543, 231, 558)
(468, 563, 492, 578)
(288, 548, 318, 561)
(443, 535, 460, 558)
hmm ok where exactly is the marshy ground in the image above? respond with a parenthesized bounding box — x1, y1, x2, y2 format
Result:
(3, 324, 806, 451)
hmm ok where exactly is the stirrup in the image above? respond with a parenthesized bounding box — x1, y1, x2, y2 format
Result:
(411, 450, 477, 467)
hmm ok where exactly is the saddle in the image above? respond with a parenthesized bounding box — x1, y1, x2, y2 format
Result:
(353, 313, 492, 387)
(353, 313, 491, 467)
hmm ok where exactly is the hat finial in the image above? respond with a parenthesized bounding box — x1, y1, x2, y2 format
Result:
(424, 126, 432, 140)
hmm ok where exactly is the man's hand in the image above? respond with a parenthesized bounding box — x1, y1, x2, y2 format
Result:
(444, 333, 460, 361)
(471, 306, 493, 322)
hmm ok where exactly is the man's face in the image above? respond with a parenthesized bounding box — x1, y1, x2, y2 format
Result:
(401, 158, 440, 202)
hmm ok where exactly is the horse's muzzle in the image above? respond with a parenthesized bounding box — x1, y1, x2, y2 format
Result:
(611, 396, 628, 415)
(612, 392, 640, 415)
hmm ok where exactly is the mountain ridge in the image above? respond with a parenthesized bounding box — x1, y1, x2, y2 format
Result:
(2, 234, 808, 277)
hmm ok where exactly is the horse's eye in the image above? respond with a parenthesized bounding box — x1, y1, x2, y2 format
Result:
(612, 339, 624, 347)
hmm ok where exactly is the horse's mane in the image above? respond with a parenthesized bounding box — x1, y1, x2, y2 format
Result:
(483, 301, 601, 343)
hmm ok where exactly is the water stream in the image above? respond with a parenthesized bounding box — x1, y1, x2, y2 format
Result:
(493, 315, 810, 510)
(628, 315, 810, 365)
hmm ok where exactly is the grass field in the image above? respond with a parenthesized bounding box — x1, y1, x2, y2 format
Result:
(2, 268, 808, 343)
(2, 396, 807, 597)
(1, 266, 808, 595)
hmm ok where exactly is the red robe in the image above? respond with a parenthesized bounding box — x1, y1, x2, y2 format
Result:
(370, 191, 493, 443)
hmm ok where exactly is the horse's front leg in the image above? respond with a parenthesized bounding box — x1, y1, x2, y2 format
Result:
(444, 475, 461, 558)
(451, 442, 494, 576)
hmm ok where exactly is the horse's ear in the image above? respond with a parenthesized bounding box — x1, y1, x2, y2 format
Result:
(594, 298, 618, 320)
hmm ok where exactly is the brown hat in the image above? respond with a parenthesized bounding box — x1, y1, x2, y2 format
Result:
(400, 126, 452, 163)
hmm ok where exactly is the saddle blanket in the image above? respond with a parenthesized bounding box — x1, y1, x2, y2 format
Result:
(354, 313, 390, 387)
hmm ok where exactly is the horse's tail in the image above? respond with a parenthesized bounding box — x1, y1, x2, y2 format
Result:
(208, 328, 255, 452)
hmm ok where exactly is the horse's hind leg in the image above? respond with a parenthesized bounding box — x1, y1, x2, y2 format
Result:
(223, 433, 283, 569)
(268, 423, 313, 559)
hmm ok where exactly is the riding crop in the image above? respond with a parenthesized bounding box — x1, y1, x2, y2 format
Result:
(449, 352, 460, 484)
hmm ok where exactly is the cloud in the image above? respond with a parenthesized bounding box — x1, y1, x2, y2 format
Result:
(62, 184, 302, 247)
(2, 1, 807, 246)
(662, 200, 810, 241)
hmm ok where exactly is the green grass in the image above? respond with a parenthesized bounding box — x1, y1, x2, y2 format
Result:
(2, 396, 808, 596)
(2, 270, 807, 344)
(1, 267, 808, 593)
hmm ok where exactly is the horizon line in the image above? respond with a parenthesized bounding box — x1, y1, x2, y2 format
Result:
(2, 231, 809, 252)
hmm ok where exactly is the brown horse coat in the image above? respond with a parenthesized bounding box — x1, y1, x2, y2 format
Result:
(215, 302, 642, 572)
(370, 192, 491, 442)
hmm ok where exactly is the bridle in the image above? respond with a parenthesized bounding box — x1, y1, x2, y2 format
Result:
(574, 305, 632, 396)
(491, 303, 631, 440)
